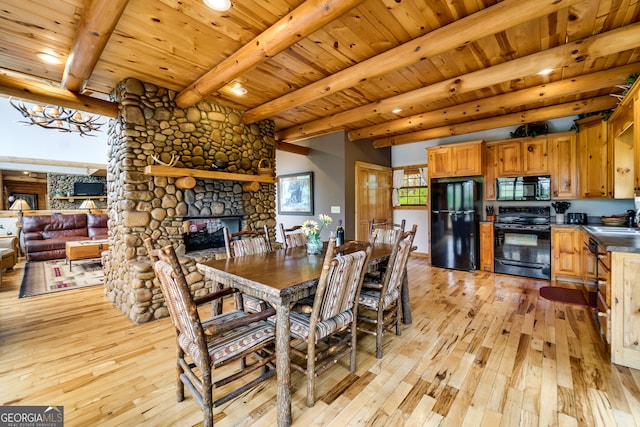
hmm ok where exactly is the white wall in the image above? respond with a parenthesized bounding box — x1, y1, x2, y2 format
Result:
(0, 97, 108, 174)
(390, 116, 636, 255)
(275, 134, 347, 242)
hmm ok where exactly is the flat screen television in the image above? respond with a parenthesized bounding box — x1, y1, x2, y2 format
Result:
(74, 182, 104, 196)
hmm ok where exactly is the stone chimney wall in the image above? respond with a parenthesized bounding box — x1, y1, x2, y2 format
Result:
(105, 78, 276, 324)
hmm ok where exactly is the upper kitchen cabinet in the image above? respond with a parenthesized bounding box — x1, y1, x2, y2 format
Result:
(495, 138, 548, 177)
(608, 78, 640, 197)
(577, 116, 610, 198)
(549, 132, 579, 199)
(484, 143, 498, 200)
(427, 140, 484, 179)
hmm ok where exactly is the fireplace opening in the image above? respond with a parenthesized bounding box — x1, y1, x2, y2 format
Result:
(183, 216, 242, 252)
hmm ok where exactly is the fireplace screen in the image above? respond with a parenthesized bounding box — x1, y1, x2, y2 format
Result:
(183, 216, 241, 252)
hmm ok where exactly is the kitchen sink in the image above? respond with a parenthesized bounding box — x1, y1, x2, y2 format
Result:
(585, 226, 640, 235)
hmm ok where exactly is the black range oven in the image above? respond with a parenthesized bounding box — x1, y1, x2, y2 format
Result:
(494, 206, 551, 280)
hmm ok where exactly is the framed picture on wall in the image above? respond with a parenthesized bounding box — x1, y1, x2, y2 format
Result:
(277, 172, 313, 215)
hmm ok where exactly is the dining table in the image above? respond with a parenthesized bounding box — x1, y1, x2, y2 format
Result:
(197, 242, 411, 426)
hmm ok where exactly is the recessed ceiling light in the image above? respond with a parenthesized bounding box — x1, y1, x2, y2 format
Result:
(392, 108, 402, 114)
(35, 52, 62, 64)
(203, 0, 231, 11)
(538, 68, 554, 76)
(230, 83, 247, 96)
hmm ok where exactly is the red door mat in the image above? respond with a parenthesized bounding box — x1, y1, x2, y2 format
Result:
(539, 286, 597, 307)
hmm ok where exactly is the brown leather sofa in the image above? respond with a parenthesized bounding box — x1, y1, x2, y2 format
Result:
(22, 213, 108, 261)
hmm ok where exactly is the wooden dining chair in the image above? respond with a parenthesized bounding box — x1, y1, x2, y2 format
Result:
(358, 224, 416, 359)
(369, 218, 406, 244)
(366, 219, 406, 282)
(144, 239, 276, 427)
(223, 225, 272, 313)
(276, 238, 372, 407)
(278, 223, 307, 249)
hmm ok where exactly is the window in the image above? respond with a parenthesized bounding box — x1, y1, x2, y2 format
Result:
(397, 169, 427, 206)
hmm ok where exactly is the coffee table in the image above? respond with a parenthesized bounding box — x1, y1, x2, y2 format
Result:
(65, 240, 110, 271)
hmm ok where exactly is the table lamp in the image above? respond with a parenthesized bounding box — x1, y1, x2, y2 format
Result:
(79, 199, 97, 213)
(10, 198, 31, 257)
(9, 198, 31, 215)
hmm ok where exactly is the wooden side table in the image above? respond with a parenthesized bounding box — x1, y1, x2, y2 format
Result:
(65, 240, 110, 270)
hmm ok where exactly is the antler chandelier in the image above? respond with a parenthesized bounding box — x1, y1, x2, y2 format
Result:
(9, 97, 104, 137)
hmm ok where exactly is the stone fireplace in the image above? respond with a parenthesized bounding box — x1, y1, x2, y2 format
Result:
(182, 215, 242, 252)
(104, 78, 277, 324)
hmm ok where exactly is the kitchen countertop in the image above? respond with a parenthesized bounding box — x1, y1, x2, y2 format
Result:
(582, 226, 640, 253)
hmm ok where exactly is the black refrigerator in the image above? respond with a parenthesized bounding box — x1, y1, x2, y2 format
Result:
(430, 180, 481, 271)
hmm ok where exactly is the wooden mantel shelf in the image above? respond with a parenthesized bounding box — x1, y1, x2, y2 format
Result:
(143, 165, 277, 184)
(53, 195, 106, 202)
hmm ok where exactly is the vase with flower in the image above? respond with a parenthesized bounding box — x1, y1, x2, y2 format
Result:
(301, 214, 332, 255)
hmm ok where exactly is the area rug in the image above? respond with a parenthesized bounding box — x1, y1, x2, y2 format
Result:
(19, 259, 104, 298)
(540, 286, 597, 307)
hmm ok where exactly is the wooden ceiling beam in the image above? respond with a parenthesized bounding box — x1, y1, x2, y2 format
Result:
(175, 0, 367, 108)
(277, 23, 640, 142)
(242, 0, 585, 124)
(0, 74, 118, 118)
(372, 96, 618, 148)
(349, 63, 640, 141)
(275, 141, 310, 155)
(61, 0, 130, 92)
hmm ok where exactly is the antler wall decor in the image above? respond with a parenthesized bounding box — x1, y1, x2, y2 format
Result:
(151, 154, 178, 167)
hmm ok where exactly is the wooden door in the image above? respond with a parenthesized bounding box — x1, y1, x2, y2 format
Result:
(355, 162, 392, 241)
(497, 141, 522, 176)
(550, 134, 579, 199)
(522, 139, 548, 175)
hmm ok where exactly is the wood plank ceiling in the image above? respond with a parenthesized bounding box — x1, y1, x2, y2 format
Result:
(0, 0, 639, 150)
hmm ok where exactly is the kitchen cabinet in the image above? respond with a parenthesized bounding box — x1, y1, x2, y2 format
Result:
(551, 226, 582, 282)
(496, 141, 521, 176)
(549, 133, 579, 199)
(611, 251, 640, 369)
(523, 139, 549, 175)
(593, 242, 611, 346)
(577, 116, 610, 198)
(580, 229, 596, 288)
(479, 222, 494, 272)
(427, 146, 451, 178)
(608, 78, 639, 197)
(495, 138, 548, 177)
(427, 140, 484, 179)
(484, 143, 497, 200)
(636, 94, 640, 193)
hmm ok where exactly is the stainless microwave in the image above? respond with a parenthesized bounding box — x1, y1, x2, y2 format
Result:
(496, 176, 551, 201)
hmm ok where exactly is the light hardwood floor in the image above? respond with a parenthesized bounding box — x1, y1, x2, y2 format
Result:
(1, 258, 639, 426)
